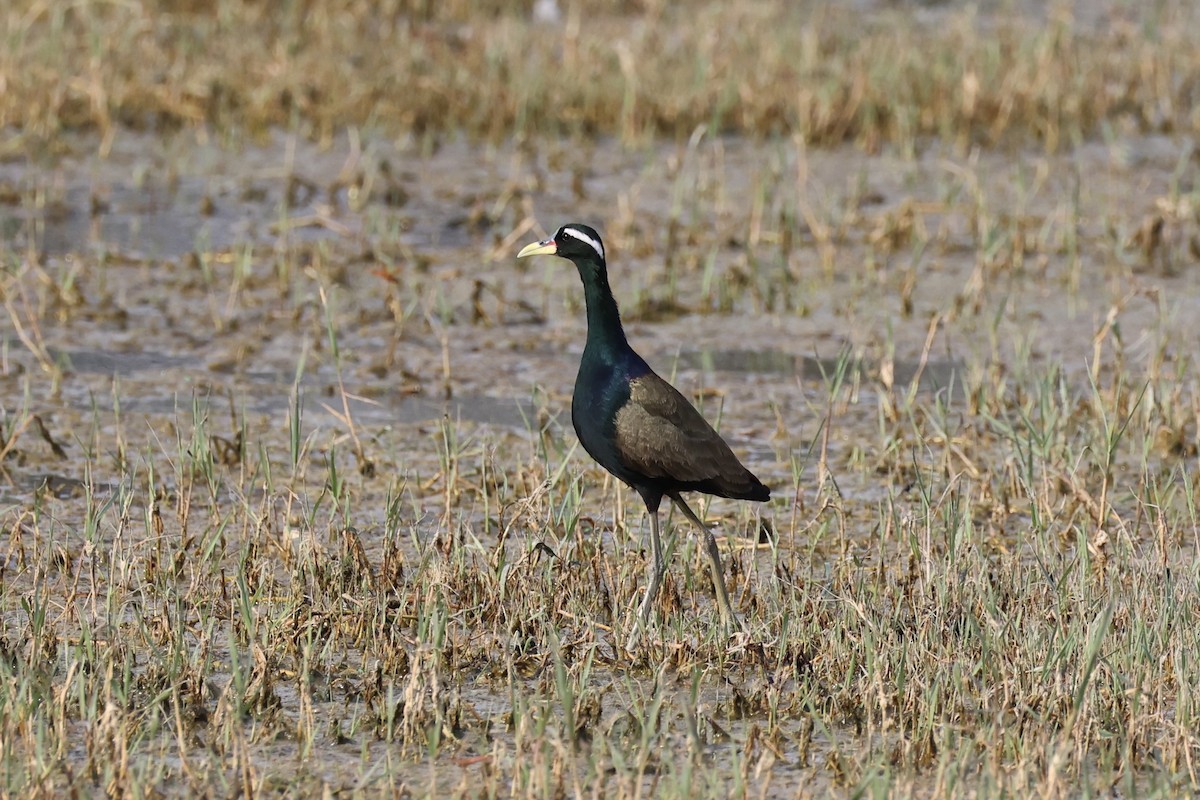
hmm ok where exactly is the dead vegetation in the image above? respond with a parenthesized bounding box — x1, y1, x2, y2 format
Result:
(3, 1, 1200, 153)
(1, 0, 1200, 797)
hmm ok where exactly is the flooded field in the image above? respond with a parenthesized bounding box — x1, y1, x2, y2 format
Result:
(3, 1, 1200, 798)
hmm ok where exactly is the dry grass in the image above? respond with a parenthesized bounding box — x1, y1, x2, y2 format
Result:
(2, 0, 1200, 153)
(2, 0, 1200, 798)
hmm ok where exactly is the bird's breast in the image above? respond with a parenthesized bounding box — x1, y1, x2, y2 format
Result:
(571, 356, 628, 468)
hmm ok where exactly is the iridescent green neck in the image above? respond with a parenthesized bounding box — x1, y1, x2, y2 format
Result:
(579, 263, 629, 355)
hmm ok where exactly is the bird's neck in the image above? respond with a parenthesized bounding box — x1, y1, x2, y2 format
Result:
(581, 270, 631, 356)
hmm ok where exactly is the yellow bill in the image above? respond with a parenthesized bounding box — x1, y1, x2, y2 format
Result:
(517, 239, 557, 258)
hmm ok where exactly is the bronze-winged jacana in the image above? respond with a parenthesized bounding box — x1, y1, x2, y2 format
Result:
(517, 224, 770, 646)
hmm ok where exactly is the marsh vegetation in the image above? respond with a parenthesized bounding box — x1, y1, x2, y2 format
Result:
(2, 0, 1200, 796)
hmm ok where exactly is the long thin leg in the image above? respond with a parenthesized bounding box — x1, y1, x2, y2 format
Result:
(627, 510, 666, 650)
(670, 493, 745, 634)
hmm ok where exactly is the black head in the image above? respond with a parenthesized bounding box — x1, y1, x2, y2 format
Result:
(517, 224, 607, 267)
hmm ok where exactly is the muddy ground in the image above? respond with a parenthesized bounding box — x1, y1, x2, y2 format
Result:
(1, 125, 1199, 796)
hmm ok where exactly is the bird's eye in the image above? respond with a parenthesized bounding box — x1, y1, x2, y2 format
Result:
(561, 227, 604, 260)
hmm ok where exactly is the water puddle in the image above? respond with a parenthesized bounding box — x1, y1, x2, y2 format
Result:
(345, 392, 536, 429)
(47, 348, 192, 376)
(36, 346, 535, 429)
(677, 348, 962, 392)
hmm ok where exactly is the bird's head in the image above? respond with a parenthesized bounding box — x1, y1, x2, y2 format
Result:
(517, 224, 606, 274)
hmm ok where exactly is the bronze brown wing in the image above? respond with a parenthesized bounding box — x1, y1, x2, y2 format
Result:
(612, 372, 767, 500)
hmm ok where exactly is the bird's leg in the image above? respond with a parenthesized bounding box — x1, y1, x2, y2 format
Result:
(627, 510, 665, 650)
(670, 494, 745, 634)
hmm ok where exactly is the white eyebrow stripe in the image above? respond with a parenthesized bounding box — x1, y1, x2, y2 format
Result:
(562, 227, 604, 260)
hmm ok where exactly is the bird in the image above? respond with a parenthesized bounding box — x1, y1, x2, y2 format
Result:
(517, 223, 770, 647)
